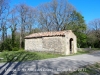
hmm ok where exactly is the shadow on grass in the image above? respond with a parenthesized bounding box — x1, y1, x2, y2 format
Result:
(0, 51, 41, 75)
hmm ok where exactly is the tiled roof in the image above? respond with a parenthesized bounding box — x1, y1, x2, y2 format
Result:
(25, 30, 72, 39)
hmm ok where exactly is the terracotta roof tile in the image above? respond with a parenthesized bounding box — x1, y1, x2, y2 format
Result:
(25, 30, 72, 39)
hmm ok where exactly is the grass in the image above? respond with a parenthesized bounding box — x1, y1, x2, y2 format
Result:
(68, 50, 90, 56)
(0, 48, 97, 63)
(0, 50, 63, 63)
(58, 62, 100, 75)
(76, 50, 89, 54)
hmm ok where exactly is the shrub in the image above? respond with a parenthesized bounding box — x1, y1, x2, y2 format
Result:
(0, 38, 20, 52)
(12, 47, 19, 51)
(0, 38, 12, 51)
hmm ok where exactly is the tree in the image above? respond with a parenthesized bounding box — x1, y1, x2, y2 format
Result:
(0, 0, 10, 41)
(64, 10, 87, 47)
(16, 4, 28, 48)
(26, 7, 36, 34)
(88, 19, 100, 48)
(51, 0, 75, 31)
(0, 38, 12, 51)
(86, 29, 97, 48)
(37, 0, 75, 31)
(8, 8, 19, 48)
(37, 3, 54, 31)
(15, 4, 37, 48)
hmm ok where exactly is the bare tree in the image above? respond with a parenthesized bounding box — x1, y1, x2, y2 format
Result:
(51, 0, 75, 31)
(16, 4, 36, 48)
(8, 8, 19, 47)
(15, 4, 29, 48)
(0, 0, 10, 41)
(88, 19, 100, 47)
(86, 29, 97, 47)
(37, 0, 75, 31)
(89, 19, 100, 40)
(26, 7, 36, 34)
(37, 3, 54, 31)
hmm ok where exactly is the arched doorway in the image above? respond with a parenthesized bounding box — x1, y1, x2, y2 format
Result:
(69, 38, 73, 54)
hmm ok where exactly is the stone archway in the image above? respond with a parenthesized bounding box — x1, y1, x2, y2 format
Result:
(69, 38, 73, 54)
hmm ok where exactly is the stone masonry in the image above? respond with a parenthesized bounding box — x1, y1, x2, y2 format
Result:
(24, 30, 77, 55)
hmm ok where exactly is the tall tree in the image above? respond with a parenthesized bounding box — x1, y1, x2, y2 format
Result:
(16, 4, 36, 48)
(0, 0, 10, 41)
(37, 3, 54, 31)
(37, 0, 75, 31)
(64, 10, 87, 47)
(8, 8, 19, 48)
(16, 4, 29, 48)
(86, 29, 97, 48)
(88, 19, 100, 47)
(51, 0, 75, 31)
(26, 7, 36, 34)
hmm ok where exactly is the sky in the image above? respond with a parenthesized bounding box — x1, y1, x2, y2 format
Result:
(10, 0, 100, 24)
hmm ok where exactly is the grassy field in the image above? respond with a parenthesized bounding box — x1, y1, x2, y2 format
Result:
(0, 50, 64, 63)
(0, 48, 99, 63)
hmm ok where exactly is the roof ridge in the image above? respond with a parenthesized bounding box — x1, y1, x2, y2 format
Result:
(25, 30, 72, 39)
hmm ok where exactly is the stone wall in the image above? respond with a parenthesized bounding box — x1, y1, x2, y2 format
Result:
(25, 31, 77, 55)
(25, 36, 66, 54)
(42, 36, 66, 53)
(65, 32, 77, 55)
(25, 38, 42, 51)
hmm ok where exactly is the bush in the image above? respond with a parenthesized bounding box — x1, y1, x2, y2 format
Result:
(0, 38, 20, 52)
(12, 47, 19, 51)
(0, 38, 12, 51)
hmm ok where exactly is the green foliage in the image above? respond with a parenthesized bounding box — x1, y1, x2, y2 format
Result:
(76, 32, 87, 47)
(86, 29, 100, 48)
(0, 38, 20, 52)
(0, 51, 63, 62)
(65, 10, 86, 31)
(31, 28, 41, 33)
(0, 38, 12, 51)
(12, 47, 19, 51)
(0, 51, 39, 62)
(63, 10, 87, 48)
(21, 41, 24, 49)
